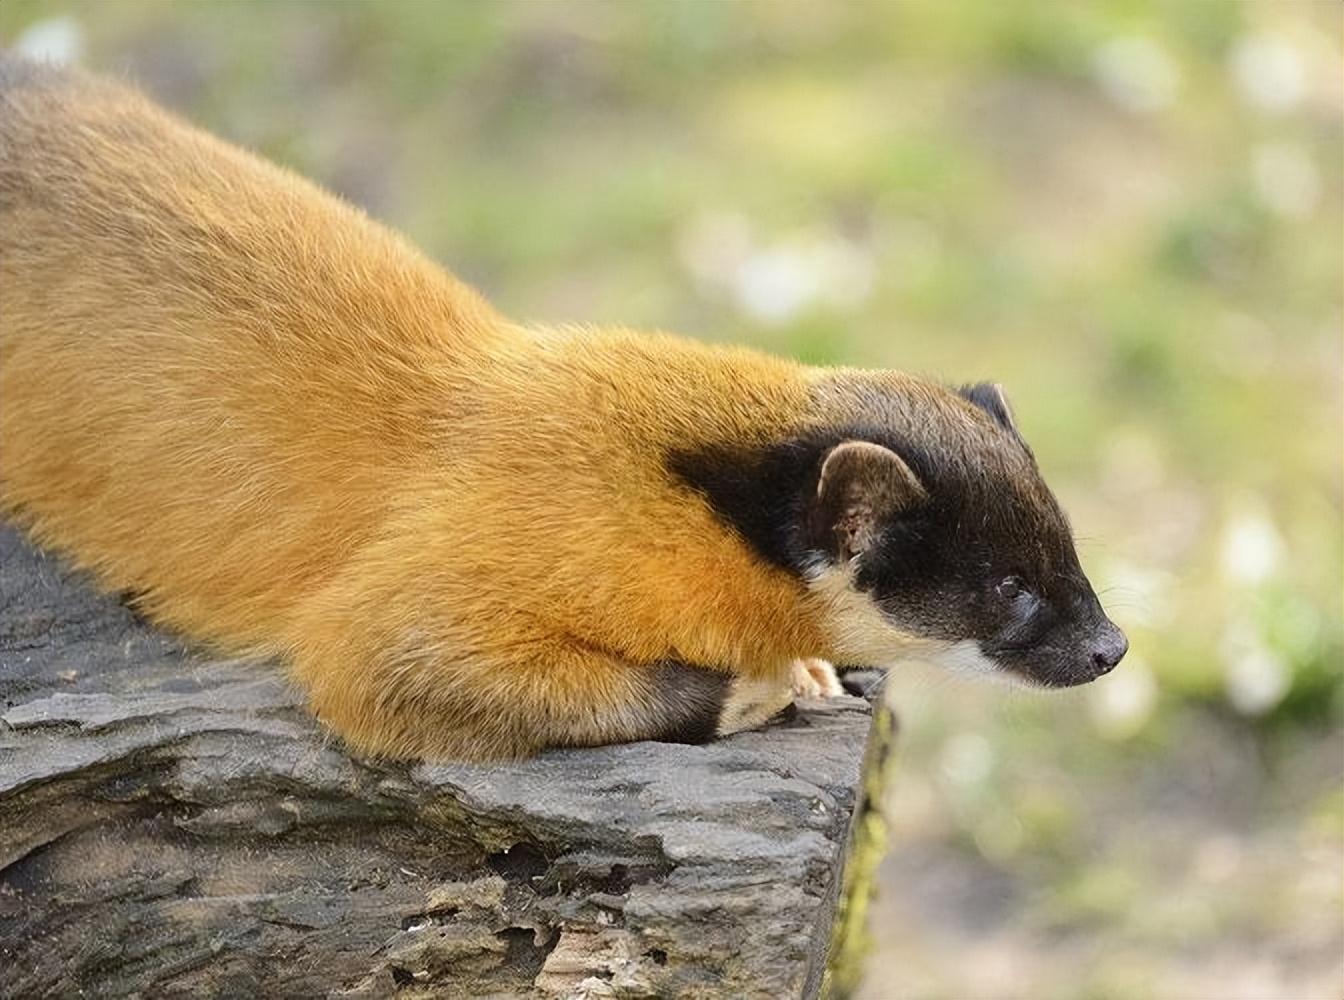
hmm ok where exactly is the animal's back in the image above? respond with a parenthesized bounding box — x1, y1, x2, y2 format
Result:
(0, 55, 504, 648)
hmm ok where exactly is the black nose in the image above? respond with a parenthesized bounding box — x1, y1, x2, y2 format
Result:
(1090, 621, 1128, 675)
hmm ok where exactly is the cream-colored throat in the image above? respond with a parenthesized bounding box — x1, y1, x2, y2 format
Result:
(802, 562, 921, 666)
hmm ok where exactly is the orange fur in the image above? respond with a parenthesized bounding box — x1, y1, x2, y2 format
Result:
(0, 63, 930, 758)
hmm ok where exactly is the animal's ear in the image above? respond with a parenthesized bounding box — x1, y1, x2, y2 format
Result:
(810, 441, 926, 563)
(958, 381, 1016, 433)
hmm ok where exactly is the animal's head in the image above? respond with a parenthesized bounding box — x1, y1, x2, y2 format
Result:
(802, 377, 1127, 687)
(670, 372, 1126, 687)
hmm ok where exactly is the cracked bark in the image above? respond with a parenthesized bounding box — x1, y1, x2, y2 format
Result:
(0, 524, 885, 999)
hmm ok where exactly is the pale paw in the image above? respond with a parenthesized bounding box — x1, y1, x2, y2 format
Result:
(716, 675, 794, 737)
(790, 657, 844, 698)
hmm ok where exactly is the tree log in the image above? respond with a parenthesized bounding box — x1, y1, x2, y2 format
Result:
(0, 524, 884, 998)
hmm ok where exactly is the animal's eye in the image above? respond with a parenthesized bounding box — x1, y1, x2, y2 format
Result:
(996, 575, 1027, 600)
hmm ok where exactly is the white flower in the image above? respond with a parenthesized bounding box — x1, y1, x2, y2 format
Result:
(1224, 644, 1290, 716)
(1219, 502, 1284, 585)
(15, 16, 84, 65)
(733, 245, 824, 326)
(1230, 35, 1306, 113)
(1219, 619, 1290, 716)
(940, 732, 994, 787)
(1092, 36, 1180, 113)
(676, 215, 874, 325)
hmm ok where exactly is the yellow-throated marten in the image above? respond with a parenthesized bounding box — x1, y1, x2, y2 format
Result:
(0, 56, 1127, 759)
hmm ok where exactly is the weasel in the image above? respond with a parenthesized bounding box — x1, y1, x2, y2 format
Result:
(0, 56, 1127, 759)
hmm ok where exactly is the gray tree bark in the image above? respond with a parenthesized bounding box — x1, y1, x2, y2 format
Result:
(0, 524, 882, 998)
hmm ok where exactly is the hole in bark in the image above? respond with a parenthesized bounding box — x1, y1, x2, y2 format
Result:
(174, 876, 200, 899)
(601, 864, 631, 894)
(645, 948, 668, 966)
(487, 842, 548, 880)
(389, 966, 415, 987)
(401, 913, 442, 930)
(495, 926, 555, 979)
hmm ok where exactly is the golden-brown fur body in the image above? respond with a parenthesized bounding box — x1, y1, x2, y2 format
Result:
(1, 61, 958, 757)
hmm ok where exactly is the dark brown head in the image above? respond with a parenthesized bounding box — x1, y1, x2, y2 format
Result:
(670, 375, 1127, 687)
(805, 378, 1126, 686)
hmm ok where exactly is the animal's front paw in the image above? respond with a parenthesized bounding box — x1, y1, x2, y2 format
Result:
(716, 675, 795, 736)
(790, 657, 844, 698)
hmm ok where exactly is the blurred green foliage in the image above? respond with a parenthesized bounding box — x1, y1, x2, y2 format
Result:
(3, 2, 1339, 997)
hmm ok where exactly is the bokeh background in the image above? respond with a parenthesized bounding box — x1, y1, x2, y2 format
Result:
(5, 3, 1339, 998)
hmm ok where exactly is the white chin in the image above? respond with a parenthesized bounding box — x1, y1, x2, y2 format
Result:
(923, 640, 1031, 688)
